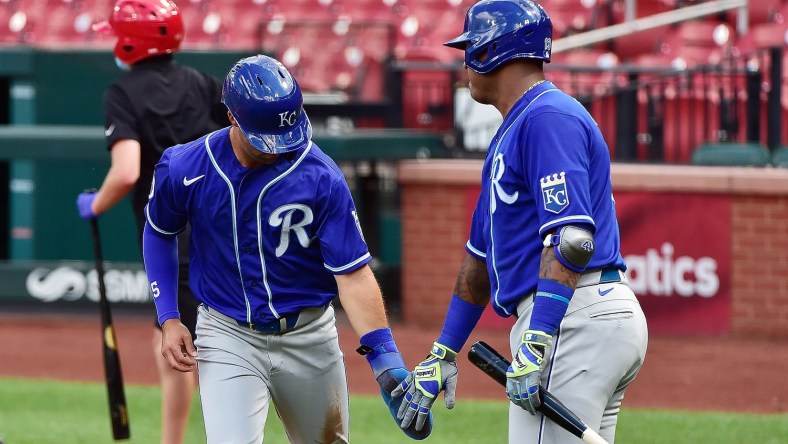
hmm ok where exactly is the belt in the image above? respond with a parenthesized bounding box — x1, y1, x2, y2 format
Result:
(576, 267, 628, 288)
(515, 267, 628, 318)
(204, 305, 326, 334)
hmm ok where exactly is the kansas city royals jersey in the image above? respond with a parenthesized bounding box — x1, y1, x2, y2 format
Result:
(466, 81, 626, 317)
(146, 128, 371, 324)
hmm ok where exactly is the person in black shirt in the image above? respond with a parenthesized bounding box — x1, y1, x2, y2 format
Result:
(76, 1, 228, 442)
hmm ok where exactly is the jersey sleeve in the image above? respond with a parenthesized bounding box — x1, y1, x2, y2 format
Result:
(316, 177, 371, 274)
(103, 85, 139, 150)
(522, 111, 596, 237)
(145, 149, 188, 236)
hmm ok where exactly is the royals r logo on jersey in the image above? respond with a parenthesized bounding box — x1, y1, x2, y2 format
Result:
(540, 172, 569, 214)
(268, 203, 315, 257)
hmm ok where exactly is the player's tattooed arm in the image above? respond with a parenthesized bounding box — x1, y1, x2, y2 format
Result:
(539, 244, 580, 290)
(453, 254, 491, 306)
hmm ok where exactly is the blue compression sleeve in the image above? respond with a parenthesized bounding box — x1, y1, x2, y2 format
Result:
(436, 294, 486, 353)
(529, 279, 574, 335)
(142, 222, 180, 325)
(360, 328, 406, 378)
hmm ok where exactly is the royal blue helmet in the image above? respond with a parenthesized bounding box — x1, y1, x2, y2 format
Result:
(444, 0, 553, 74)
(222, 55, 312, 154)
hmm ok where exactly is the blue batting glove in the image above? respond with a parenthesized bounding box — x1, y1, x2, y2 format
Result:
(506, 330, 552, 414)
(377, 368, 432, 440)
(76, 192, 98, 219)
(392, 342, 458, 432)
(358, 328, 433, 440)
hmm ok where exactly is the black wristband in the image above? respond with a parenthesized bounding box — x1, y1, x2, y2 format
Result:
(356, 345, 374, 356)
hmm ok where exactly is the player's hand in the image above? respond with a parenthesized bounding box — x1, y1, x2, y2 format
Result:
(506, 330, 552, 414)
(160, 318, 197, 372)
(76, 192, 98, 219)
(358, 327, 433, 439)
(393, 342, 458, 431)
(376, 367, 432, 439)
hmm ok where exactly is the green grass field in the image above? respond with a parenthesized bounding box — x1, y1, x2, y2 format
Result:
(0, 378, 786, 443)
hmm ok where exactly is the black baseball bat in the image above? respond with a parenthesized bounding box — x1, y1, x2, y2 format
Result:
(468, 341, 608, 444)
(88, 209, 131, 440)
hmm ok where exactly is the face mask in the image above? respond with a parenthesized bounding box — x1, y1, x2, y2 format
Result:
(114, 57, 131, 72)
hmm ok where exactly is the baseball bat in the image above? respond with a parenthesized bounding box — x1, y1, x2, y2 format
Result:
(88, 208, 131, 440)
(467, 341, 608, 444)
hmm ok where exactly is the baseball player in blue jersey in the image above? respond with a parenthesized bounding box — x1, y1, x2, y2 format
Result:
(393, 1, 648, 443)
(142, 55, 430, 443)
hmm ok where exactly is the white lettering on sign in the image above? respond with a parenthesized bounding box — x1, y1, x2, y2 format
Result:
(26, 266, 152, 303)
(624, 242, 719, 298)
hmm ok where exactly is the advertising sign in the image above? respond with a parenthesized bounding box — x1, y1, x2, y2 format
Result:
(0, 261, 151, 305)
(616, 192, 731, 335)
(466, 188, 731, 335)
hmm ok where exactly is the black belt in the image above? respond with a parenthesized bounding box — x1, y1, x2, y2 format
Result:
(204, 305, 326, 334)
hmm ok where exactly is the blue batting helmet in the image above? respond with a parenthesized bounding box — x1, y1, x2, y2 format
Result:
(222, 55, 312, 154)
(444, 0, 553, 74)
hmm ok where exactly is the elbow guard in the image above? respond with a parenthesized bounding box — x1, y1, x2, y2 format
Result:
(543, 225, 595, 272)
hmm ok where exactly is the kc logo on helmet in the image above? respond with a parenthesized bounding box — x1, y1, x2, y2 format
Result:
(278, 110, 298, 127)
(540, 171, 569, 214)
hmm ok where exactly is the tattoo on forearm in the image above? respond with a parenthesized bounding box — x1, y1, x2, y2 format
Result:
(454, 256, 490, 305)
(540, 247, 579, 289)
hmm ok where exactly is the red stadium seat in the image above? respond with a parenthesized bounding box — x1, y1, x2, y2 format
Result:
(218, 3, 264, 49)
(0, 7, 31, 45)
(543, 0, 598, 36)
(658, 20, 733, 68)
(734, 22, 787, 56)
(33, 0, 104, 47)
(746, 0, 783, 26)
(549, 48, 620, 97)
(400, 67, 454, 130)
(346, 23, 396, 63)
(612, 26, 667, 62)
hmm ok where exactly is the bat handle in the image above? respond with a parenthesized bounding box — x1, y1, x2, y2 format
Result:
(468, 342, 610, 444)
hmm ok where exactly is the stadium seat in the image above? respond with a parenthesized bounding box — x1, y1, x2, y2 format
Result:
(772, 147, 788, 167)
(34, 1, 102, 47)
(543, 0, 598, 37)
(745, 0, 783, 26)
(0, 7, 30, 45)
(400, 68, 454, 130)
(656, 19, 733, 69)
(347, 23, 396, 63)
(613, 26, 667, 62)
(691, 142, 772, 167)
(348, 0, 397, 22)
(220, 3, 264, 49)
(549, 48, 620, 97)
(734, 22, 787, 56)
(611, 0, 673, 21)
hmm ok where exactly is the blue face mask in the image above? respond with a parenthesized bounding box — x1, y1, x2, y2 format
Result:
(114, 57, 131, 72)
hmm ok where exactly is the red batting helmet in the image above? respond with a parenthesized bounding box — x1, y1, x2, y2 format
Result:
(94, 0, 184, 65)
